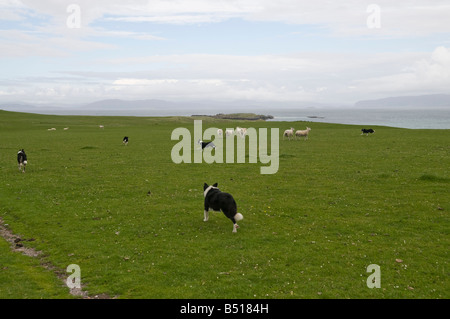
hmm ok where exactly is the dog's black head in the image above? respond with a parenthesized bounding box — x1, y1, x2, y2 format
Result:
(203, 182, 218, 191)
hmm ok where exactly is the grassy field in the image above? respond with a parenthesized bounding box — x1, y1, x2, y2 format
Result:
(0, 109, 448, 299)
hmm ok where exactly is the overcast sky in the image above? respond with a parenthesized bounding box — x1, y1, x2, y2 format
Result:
(1, 0, 450, 106)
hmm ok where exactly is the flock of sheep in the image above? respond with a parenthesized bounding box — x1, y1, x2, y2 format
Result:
(215, 126, 313, 141)
(47, 125, 312, 141)
(283, 127, 311, 140)
(217, 126, 248, 138)
(47, 126, 103, 131)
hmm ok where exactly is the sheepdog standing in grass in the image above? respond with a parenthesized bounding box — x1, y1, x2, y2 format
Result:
(361, 128, 375, 135)
(17, 149, 27, 173)
(197, 139, 216, 150)
(203, 183, 243, 233)
(123, 136, 129, 145)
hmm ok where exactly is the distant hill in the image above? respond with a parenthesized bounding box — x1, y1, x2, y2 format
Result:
(191, 113, 274, 121)
(355, 94, 450, 108)
(0, 99, 335, 116)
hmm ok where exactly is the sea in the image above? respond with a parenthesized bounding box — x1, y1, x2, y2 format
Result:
(266, 107, 450, 129)
(3, 106, 449, 129)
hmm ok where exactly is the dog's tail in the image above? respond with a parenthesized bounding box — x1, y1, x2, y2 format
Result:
(234, 213, 243, 221)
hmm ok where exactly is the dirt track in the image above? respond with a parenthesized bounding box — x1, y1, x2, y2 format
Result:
(0, 217, 96, 298)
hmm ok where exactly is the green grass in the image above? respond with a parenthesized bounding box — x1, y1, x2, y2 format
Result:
(0, 110, 448, 299)
(0, 234, 71, 298)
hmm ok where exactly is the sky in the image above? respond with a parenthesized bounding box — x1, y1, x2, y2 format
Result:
(1, 0, 450, 107)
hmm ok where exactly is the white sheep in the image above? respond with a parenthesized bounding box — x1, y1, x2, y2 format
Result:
(283, 127, 295, 140)
(295, 127, 311, 140)
(235, 127, 247, 138)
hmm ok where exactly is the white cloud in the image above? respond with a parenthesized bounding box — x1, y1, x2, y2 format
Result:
(113, 78, 179, 85)
(247, 0, 450, 37)
(105, 14, 233, 25)
(6, 0, 450, 35)
(2, 48, 448, 104)
(1, 1, 448, 59)
(353, 46, 450, 96)
(1, 1, 449, 105)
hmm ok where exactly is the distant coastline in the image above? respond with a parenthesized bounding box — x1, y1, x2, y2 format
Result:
(191, 113, 274, 121)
